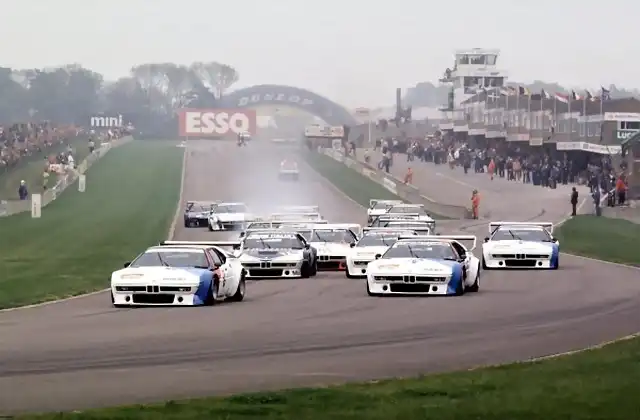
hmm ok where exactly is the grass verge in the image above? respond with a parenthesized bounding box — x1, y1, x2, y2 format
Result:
(0, 140, 183, 309)
(555, 215, 640, 265)
(21, 334, 640, 419)
(0, 137, 92, 200)
(302, 151, 403, 207)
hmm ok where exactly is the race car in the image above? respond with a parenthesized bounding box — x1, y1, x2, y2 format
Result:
(346, 228, 417, 278)
(368, 214, 432, 232)
(384, 203, 436, 232)
(366, 235, 480, 296)
(110, 241, 246, 307)
(481, 221, 559, 269)
(279, 159, 299, 180)
(307, 223, 360, 270)
(183, 201, 217, 227)
(208, 202, 255, 231)
(367, 199, 404, 224)
(235, 229, 318, 278)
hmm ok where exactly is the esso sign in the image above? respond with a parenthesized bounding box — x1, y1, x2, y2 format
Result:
(179, 109, 257, 136)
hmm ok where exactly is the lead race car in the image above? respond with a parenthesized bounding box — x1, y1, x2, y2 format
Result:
(366, 235, 480, 296)
(481, 221, 559, 269)
(235, 229, 318, 278)
(346, 228, 417, 278)
(367, 199, 404, 224)
(208, 202, 256, 231)
(278, 159, 299, 180)
(110, 241, 246, 307)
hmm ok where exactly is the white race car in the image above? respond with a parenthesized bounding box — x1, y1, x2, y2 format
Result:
(279, 159, 299, 180)
(307, 223, 360, 271)
(368, 215, 433, 234)
(383, 203, 436, 231)
(366, 235, 480, 296)
(236, 230, 317, 278)
(208, 202, 255, 231)
(481, 222, 559, 269)
(346, 228, 418, 278)
(110, 241, 246, 307)
(367, 199, 404, 224)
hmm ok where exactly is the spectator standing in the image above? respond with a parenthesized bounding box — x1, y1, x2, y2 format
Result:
(18, 180, 28, 200)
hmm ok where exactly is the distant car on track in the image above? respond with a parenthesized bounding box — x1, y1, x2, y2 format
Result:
(367, 199, 404, 224)
(366, 235, 480, 296)
(307, 224, 360, 271)
(183, 201, 217, 227)
(110, 241, 246, 307)
(481, 221, 559, 269)
(278, 160, 299, 181)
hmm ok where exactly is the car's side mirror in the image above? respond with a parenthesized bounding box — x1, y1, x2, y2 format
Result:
(484, 237, 489, 242)
(304, 243, 310, 249)
(551, 237, 558, 243)
(211, 263, 221, 270)
(350, 242, 356, 248)
(232, 244, 241, 250)
(123, 262, 131, 268)
(375, 254, 382, 259)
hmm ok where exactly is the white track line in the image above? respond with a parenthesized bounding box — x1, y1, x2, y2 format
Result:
(1, 142, 189, 313)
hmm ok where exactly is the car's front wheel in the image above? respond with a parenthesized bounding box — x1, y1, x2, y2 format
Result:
(229, 274, 246, 302)
(205, 281, 218, 306)
(466, 271, 480, 292)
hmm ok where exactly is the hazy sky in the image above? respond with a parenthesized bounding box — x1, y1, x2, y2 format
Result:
(1, 0, 636, 108)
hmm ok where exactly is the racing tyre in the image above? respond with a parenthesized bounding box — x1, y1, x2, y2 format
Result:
(454, 276, 465, 296)
(208, 223, 214, 232)
(481, 256, 489, 270)
(229, 274, 246, 302)
(184, 220, 189, 228)
(466, 272, 480, 292)
(205, 280, 218, 306)
(310, 260, 318, 276)
(301, 262, 311, 278)
(345, 269, 355, 279)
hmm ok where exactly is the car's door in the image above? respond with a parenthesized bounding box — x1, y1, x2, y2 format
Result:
(296, 234, 312, 263)
(207, 248, 231, 296)
(450, 242, 472, 285)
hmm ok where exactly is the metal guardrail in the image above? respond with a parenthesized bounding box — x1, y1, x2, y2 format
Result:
(0, 136, 134, 217)
(315, 148, 471, 219)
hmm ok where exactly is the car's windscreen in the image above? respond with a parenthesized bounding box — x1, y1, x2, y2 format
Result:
(187, 203, 213, 212)
(244, 234, 303, 249)
(357, 232, 410, 247)
(383, 242, 457, 260)
(388, 206, 425, 214)
(372, 202, 400, 210)
(492, 228, 551, 242)
(216, 204, 246, 213)
(311, 229, 353, 243)
(130, 250, 208, 268)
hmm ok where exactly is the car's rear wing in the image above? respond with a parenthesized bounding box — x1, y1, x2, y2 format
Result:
(397, 235, 477, 252)
(160, 240, 241, 248)
(269, 212, 323, 221)
(314, 223, 362, 237)
(369, 199, 403, 209)
(489, 221, 554, 235)
(279, 205, 320, 214)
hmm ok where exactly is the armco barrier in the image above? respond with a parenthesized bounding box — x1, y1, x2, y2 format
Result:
(0, 136, 133, 217)
(314, 148, 470, 219)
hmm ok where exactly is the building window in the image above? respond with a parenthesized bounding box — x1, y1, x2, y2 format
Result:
(620, 121, 640, 130)
(579, 122, 585, 137)
(587, 122, 595, 137)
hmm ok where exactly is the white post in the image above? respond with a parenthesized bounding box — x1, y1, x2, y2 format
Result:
(367, 119, 372, 145)
(31, 194, 42, 218)
(78, 175, 86, 192)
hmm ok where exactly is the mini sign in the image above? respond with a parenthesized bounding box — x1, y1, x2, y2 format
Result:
(78, 175, 86, 192)
(31, 194, 42, 218)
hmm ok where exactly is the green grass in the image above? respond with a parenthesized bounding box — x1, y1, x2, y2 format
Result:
(0, 137, 92, 200)
(20, 334, 640, 419)
(0, 140, 183, 309)
(303, 151, 448, 219)
(555, 215, 640, 265)
(303, 151, 406, 207)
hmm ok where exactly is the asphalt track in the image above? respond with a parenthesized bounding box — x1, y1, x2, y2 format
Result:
(1, 140, 640, 415)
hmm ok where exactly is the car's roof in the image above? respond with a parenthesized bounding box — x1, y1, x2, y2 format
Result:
(218, 202, 245, 206)
(146, 246, 207, 252)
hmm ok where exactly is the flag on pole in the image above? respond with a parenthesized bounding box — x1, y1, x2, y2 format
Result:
(599, 87, 611, 142)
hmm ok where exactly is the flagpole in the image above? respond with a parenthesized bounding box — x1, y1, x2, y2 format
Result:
(527, 93, 531, 131)
(553, 95, 557, 137)
(568, 94, 572, 142)
(516, 88, 520, 128)
(582, 91, 587, 137)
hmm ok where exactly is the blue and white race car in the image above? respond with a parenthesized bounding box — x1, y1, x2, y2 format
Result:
(110, 241, 246, 307)
(366, 235, 480, 296)
(481, 222, 559, 269)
